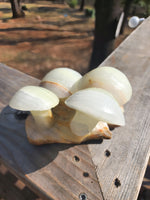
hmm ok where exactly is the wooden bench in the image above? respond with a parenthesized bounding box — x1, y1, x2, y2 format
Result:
(0, 17, 150, 200)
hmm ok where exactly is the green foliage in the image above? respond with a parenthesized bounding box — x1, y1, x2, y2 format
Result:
(122, 0, 150, 16)
(68, 0, 78, 8)
(135, 0, 150, 16)
(78, 0, 94, 6)
(138, 0, 147, 7)
(122, 0, 150, 6)
(85, 8, 95, 18)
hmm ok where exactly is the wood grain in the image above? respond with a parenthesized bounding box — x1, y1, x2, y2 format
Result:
(0, 17, 150, 200)
(0, 167, 38, 200)
(0, 63, 39, 108)
(0, 64, 103, 200)
(88, 17, 150, 200)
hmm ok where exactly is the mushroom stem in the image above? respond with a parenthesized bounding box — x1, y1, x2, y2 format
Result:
(91, 121, 112, 139)
(70, 111, 112, 138)
(31, 110, 53, 128)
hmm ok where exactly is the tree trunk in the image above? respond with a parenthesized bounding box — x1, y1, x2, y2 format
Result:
(79, 0, 85, 11)
(120, 0, 134, 35)
(89, 0, 122, 70)
(10, 0, 25, 18)
(145, 0, 150, 16)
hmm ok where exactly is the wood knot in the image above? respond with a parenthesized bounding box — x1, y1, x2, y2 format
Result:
(79, 193, 87, 200)
(83, 172, 89, 177)
(105, 150, 111, 157)
(15, 110, 30, 120)
(74, 155, 80, 162)
(114, 178, 121, 188)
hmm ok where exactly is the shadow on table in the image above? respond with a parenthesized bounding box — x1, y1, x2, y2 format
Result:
(0, 106, 106, 175)
(0, 106, 74, 174)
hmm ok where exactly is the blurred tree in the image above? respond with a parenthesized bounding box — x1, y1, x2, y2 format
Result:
(57, 0, 65, 3)
(89, 0, 122, 70)
(132, 0, 150, 16)
(10, 0, 25, 18)
(79, 0, 85, 11)
(143, 0, 150, 16)
(120, 0, 134, 34)
(89, 0, 134, 70)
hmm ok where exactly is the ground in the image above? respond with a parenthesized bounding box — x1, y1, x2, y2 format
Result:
(0, 1, 149, 200)
(0, 1, 95, 79)
(0, 1, 132, 79)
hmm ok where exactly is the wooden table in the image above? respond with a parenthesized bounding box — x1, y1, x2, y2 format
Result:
(0, 17, 150, 200)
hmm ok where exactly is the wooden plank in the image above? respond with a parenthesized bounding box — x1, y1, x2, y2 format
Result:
(88, 17, 150, 200)
(0, 169, 38, 200)
(0, 63, 40, 108)
(0, 16, 150, 200)
(0, 64, 103, 200)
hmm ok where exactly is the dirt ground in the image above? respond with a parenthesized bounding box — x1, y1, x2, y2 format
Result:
(0, 1, 132, 79)
(0, 1, 150, 200)
(0, 1, 95, 79)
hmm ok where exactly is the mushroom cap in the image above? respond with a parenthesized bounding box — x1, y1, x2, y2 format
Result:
(71, 66, 132, 106)
(9, 86, 59, 111)
(41, 68, 82, 98)
(65, 88, 125, 126)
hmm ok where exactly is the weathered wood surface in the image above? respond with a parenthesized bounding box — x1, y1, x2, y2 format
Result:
(88, 17, 150, 200)
(0, 64, 103, 200)
(0, 16, 150, 200)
